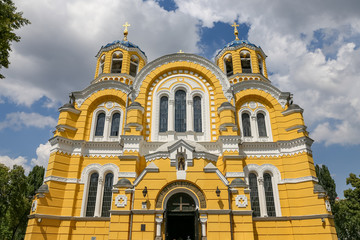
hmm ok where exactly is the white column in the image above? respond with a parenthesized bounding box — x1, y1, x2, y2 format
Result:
(168, 99, 175, 131)
(200, 217, 207, 239)
(94, 176, 104, 217)
(251, 114, 257, 141)
(155, 217, 163, 240)
(187, 100, 193, 132)
(104, 115, 111, 141)
(258, 177, 267, 217)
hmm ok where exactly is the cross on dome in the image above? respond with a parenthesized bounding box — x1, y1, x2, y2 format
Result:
(231, 21, 240, 40)
(123, 21, 131, 41)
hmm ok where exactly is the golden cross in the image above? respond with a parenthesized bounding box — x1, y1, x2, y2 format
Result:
(231, 22, 240, 40)
(123, 22, 131, 32)
(178, 50, 184, 53)
(123, 22, 131, 41)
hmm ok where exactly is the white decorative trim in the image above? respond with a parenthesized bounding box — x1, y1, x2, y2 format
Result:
(72, 81, 131, 108)
(235, 195, 248, 208)
(233, 80, 290, 109)
(225, 172, 245, 178)
(56, 124, 77, 132)
(280, 176, 318, 184)
(31, 200, 38, 212)
(115, 195, 127, 208)
(59, 106, 81, 115)
(44, 176, 80, 184)
(95, 42, 147, 62)
(325, 200, 331, 212)
(133, 53, 232, 101)
(133, 162, 159, 187)
(215, 42, 266, 63)
(203, 162, 229, 186)
(118, 172, 137, 178)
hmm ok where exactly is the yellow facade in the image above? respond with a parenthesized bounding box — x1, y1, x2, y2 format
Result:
(25, 30, 337, 240)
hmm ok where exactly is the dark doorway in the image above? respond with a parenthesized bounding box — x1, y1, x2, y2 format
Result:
(165, 193, 198, 240)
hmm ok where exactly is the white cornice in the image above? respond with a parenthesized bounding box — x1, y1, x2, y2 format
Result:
(133, 53, 232, 101)
(72, 81, 131, 107)
(233, 80, 291, 109)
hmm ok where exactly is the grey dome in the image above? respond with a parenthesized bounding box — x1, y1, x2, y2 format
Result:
(36, 183, 49, 194)
(230, 178, 248, 187)
(314, 184, 326, 193)
(114, 178, 133, 188)
(220, 102, 233, 108)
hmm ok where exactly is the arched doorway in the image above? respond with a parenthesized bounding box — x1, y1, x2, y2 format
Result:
(165, 193, 199, 240)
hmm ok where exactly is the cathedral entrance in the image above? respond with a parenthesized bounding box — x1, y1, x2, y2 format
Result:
(165, 193, 199, 240)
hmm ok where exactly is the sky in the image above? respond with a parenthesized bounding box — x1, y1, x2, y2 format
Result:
(1, 0, 360, 198)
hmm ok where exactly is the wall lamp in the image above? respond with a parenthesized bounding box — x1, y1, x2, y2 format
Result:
(142, 186, 148, 197)
(216, 187, 221, 197)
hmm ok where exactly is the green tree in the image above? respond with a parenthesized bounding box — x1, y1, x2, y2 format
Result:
(27, 165, 45, 197)
(335, 173, 360, 240)
(315, 164, 338, 206)
(0, 0, 30, 78)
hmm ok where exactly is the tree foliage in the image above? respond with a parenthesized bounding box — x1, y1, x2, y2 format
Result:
(0, 0, 30, 78)
(0, 164, 45, 240)
(315, 164, 337, 206)
(335, 173, 360, 240)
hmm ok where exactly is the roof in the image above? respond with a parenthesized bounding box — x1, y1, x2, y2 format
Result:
(215, 39, 264, 59)
(102, 40, 147, 57)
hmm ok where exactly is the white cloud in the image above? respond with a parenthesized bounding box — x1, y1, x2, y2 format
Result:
(0, 141, 51, 174)
(31, 142, 51, 168)
(0, 112, 57, 131)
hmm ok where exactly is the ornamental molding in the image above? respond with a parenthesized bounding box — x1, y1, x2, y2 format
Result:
(280, 176, 318, 184)
(233, 80, 291, 109)
(95, 43, 147, 62)
(31, 200, 38, 212)
(133, 162, 159, 187)
(72, 81, 131, 107)
(235, 195, 248, 208)
(44, 176, 80, 184)
(225, 172, 245, 178)
(59, 106, 81, 115)
(80, 163, 119, 184)
(115, 195, 128, 208)
(49, 136, 123, 157)
(203, 162, 229, 186)
(214, 43, 267, 62)
(133, 53, 232, 101)
(118, 172, 137, 178)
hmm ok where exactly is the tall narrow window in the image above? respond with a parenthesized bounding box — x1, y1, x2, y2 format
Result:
(129, 55, 139, 77)
(257, 113, 267, 137)
(159, 96, 168, 132)
(242, 113, 251, 137)
(264, 173, 276, 216)
(86, 172, 99, 217)
(111, 51, 123, 73)
(95, 113, 105, 136)
(249, 173, 261, 217)
(99, 55, 105, 75)
(240, 51, 252, 73)
(101, 173, 114, 217)
(193, 96, 202, 132)
(224, 54, 233, 77)
(175, 90, 186, 132)
(110, 113, 120, 136)
(258, 54, 263, 75)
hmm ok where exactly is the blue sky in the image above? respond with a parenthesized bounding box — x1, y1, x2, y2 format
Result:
(1, 0, 360, 198)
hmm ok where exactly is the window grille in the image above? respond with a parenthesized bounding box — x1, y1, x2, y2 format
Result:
(242, 113, 251, 137)
(241, 51, 252, 73)
(249, 173, 261, 217)
(95, 113, 105, 136)
(257, 113, 267, 137)
(193, 96, 202, 132)
(101, 173, 114, 217)
(159, 96, 168, 132)
(110, 113, 120, 136)
(86, 173, 99, 217)
(264, 173, 276, 216)
(175, 90, 186, 132)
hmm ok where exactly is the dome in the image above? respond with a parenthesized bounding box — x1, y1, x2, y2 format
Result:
(230, 178, 248, 187)
(114, 178, 133, 188)
(101, 40, 147, 57)
(215, 39, 263, 59)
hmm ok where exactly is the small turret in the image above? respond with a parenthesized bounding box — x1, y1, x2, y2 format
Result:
(93, 22, 147, 85)
(215, 22, 268, 84)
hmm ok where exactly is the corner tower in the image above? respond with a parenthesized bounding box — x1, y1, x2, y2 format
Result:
(216, 22, 268, 84)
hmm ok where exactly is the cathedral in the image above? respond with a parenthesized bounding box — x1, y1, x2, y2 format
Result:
(25, 22, 337, 240)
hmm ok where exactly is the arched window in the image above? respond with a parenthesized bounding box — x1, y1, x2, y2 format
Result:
(257, 113, 267, 137)
(249, 173, 260, 217)
(159, 96, 168, 132)
(111, 51, 123, 73)
(193, 96, 202, 132)
(110, 113, 120, 136)
(99, 55, 105, 75)
(86, 172, 99, 217)
(258, 54, 263, 75)
(264, 173, 276, 216)
(175, 90, 186, 132)
(129, 55, 139, 77)
(224, 54, 233, 77)
(240, 51, 252, 73)
(95, 113, 105, 136)
(101, 173, 114, 217)
(242, 113, 251, 137)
